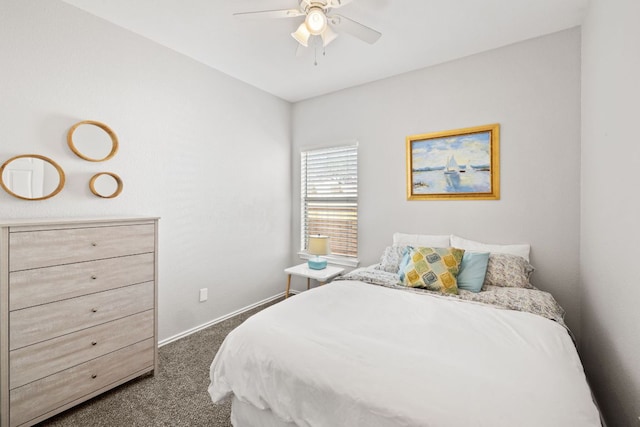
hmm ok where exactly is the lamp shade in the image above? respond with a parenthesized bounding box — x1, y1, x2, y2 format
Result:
(291, 23, 311, 47)
(321, 26, 338, 47)
(308, 235, 330, 256)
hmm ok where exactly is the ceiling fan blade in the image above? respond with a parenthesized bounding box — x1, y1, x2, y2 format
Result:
(233, 9, 304, 19)
(328, 14, 381, 44)
(326, 0, 355, 8)
(295, 42, 306, 57)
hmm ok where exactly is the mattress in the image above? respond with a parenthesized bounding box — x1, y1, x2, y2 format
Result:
(209, 279, 601, 426)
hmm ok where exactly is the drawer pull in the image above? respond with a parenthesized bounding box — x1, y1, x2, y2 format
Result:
(91, 308, 98, 313)
(91, 374, 97, 379)
(91, 275, 97, 280)
(91, 242, 97, 247)
(91, 341, 97, 346)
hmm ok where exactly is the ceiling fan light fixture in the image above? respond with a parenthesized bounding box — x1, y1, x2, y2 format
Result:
(321, 26, 338, 47)
(291, 22, 311, 47)
(305, 7, 327, 35)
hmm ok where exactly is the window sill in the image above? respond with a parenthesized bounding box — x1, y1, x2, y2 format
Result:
(298, 252, 360, 268)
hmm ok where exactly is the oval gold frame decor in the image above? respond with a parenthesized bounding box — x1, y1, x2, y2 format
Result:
(89, 172, 123, 199)
(0, 154, 66, 201)
(67, 120, 119, 162)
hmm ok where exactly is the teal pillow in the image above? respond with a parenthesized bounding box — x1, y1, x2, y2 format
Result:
(397, 247, 412, 282)
(457, 251, 490, 293)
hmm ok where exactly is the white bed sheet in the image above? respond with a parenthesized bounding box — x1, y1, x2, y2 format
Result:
(209, 280, 600, 427)
(231, 395, 296, 427)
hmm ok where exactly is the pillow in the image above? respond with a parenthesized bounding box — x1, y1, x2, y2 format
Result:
(393, 233, 451, 248)
(378, 245, 407, 273)
(402, 247, 465, 295)
(450, 235, 531, 262)
(397, 248, 411, 282)
(483, 253, 535, 289)
(456, 251, 490, 293)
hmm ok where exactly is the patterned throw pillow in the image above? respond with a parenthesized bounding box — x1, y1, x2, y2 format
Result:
(402, 247, 465, 294)
(378, 245, 407, 273)
(483, 253, 535, 289)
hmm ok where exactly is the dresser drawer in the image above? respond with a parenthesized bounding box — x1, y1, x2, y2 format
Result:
(9, 310, 154, 390)
(9, 282, 154, 350)
(9, 253, 154, 311)
(9, 223, 155, 271)
(9, 338, 154, 427)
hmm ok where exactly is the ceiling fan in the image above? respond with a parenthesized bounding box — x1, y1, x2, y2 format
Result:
(234, 0, 382, 50)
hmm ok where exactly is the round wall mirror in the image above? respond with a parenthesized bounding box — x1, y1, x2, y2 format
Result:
(89, 172, 123, 199)
(0, 154, 66, 201)
(68, 120, 119, 162)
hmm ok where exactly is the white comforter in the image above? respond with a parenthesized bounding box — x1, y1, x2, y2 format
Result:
(209, 280, 600, 427)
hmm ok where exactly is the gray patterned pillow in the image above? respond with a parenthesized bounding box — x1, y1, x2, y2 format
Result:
(378, 245, 407, 273)
(483, 253, 534, 289)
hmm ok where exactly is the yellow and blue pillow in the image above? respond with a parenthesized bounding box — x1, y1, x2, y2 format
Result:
(401, 247, 465, 294)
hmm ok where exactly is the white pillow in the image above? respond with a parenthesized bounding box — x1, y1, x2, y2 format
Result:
(392, 232, 451, 248)
(450, 235, 531, 261)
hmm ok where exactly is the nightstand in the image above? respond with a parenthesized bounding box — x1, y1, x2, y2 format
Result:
(284, 263, 345, 298)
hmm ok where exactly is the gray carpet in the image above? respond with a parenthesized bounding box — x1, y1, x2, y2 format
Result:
(39, 297, 284, 427)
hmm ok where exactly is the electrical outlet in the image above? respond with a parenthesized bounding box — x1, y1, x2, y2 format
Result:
(199, 288, 208, 302)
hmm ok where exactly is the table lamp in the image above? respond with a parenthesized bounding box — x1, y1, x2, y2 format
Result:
(307, 235, 330, 270)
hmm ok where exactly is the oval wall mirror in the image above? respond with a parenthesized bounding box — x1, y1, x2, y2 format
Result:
(0, 154, 66, 201)
(68, 120, 119, 162)
(89, 172, 123, 199)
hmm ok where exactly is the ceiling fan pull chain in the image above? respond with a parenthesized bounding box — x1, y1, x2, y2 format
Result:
(314, 47, 318, 66)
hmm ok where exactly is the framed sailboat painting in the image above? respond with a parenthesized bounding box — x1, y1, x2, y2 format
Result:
(406, 124, 500, 200)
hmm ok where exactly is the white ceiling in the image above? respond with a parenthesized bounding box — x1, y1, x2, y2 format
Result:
(61, 0, 588, 102)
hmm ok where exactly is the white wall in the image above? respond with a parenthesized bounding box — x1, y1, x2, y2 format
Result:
(0, 0, 292, 341)
(292, 29, 583, 334)
(581, 0, 640, 425)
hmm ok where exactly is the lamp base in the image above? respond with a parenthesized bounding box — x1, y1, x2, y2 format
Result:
(308, 258, 327, 270)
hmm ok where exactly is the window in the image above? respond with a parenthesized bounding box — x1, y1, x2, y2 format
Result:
(301, 144, 358, 264)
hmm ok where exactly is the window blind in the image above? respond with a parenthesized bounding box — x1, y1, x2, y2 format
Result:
(301, 144, 358, 258)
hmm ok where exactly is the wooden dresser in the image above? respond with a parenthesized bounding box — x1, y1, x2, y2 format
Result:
(0, 217, 159, 427)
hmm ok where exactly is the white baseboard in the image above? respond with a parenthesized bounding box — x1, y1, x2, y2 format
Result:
(158, 290, 297, 347)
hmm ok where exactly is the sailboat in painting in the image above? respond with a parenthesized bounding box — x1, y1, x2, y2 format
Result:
(444, 155, 459, 173)
(462, 160, 474, 173)
(443, 155, 461, 188)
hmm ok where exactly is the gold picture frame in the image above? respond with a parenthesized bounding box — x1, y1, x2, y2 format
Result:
(406, 124, 500, 200)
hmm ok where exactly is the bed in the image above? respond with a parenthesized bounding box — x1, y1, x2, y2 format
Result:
(208, 234, 601, 427)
